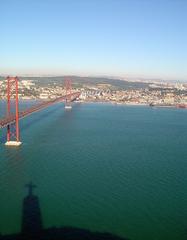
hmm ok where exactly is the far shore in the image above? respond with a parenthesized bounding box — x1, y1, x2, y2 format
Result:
(1, 98, 186, 109)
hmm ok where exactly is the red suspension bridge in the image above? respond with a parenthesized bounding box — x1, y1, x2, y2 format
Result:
(0, 77, 80, 146)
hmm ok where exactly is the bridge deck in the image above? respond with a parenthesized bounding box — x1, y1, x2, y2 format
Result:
(0, 92, 80, 129)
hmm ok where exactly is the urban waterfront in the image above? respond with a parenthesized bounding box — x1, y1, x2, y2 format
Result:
(0, 102, 187, 240)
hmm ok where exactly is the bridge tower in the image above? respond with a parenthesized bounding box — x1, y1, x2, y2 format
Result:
(64, 78, 72, 109)
(5, 76, 22, 146)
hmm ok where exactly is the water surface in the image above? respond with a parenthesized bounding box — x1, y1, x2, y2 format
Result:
(0, 102, 187, 240)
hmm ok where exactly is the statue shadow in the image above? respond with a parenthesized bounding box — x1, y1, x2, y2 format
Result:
(0, 182, 129, 240)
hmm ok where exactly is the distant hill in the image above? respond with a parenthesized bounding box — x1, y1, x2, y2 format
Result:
(0, 76, 150, 90)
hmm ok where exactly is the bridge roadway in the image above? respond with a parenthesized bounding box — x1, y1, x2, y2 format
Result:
(0, 92, 80, 129)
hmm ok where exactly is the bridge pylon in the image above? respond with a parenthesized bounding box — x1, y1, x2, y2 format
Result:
(64, 78, 72, 109)
(5, 76, 22, 146)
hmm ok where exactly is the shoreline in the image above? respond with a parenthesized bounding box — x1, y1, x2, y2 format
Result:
(1, 98, 186, 109)
(75, 101, 187, 109)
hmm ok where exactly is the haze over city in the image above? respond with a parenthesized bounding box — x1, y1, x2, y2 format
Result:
(1, 0, 187, 81)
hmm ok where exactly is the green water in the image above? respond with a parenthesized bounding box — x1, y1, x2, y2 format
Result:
(0, 102, 187, 240)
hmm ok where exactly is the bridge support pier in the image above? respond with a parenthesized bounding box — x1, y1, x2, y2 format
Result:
(65, 105, 72, 109)
(5, 76, 22, 147)
(5, 141, 22, 146)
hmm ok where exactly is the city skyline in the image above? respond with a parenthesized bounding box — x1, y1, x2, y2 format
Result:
(1, 0, 187, 80)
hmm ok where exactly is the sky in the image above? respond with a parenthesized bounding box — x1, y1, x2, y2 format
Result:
(1, 0, 187, 80)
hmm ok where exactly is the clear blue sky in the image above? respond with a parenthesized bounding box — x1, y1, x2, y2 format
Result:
(1, 0, 187, 80)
